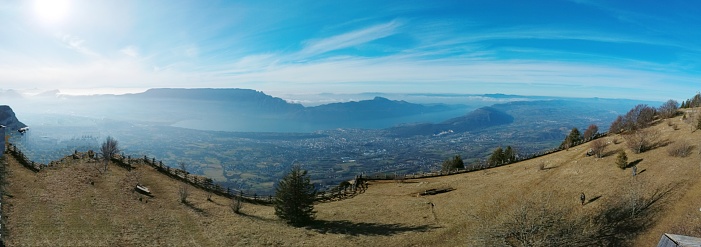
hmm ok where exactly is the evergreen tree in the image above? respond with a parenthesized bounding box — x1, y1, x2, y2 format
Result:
(488, 147, 505, 166)
(451, 155, 464, 170)
(274, 165, 316, 226)
(561, 128, 582, 149)
(441, 155, 464, 172)
(615, 150, 628, 169)
(503, 146, 516, 163)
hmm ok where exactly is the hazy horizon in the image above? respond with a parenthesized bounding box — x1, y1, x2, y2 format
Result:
(1, 1, 700, 102)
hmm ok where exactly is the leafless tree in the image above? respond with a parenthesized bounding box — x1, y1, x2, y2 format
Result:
(658, 99, 679, 119)
(623, 129, 660, 154)
(178, 162, 190, 203)
(583, 124, 599, 141)
(100, 136, 119, 172)
(589, 138, 608, 158)
(609, 116, 625, 134)
(616, 104, 656, 133)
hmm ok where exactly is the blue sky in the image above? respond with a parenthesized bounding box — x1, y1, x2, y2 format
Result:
(0, 0, 699, 101)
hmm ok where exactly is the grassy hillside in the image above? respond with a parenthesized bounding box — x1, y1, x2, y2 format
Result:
(3, 109, 701, 246)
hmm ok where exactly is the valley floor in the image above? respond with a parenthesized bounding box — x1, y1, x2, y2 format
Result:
(3, 115, 701, 246)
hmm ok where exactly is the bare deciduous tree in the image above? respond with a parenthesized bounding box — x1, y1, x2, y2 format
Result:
(622, 129, 660, 154)
(589, 138, 608, 158)
(583, 124, 599, 141)
(658, 99, 679, 119)
(178, 162, 189, 203)
(100, 136, 119, 172)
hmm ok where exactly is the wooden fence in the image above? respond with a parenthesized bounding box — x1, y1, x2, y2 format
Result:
(4, 143, 365, 205)
(366, 132, 609, 181)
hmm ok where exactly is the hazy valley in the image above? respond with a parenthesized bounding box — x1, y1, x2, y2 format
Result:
(2, 88, 657, 194)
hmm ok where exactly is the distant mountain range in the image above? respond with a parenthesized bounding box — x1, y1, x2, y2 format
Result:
(388, 107, 514, 137)
(1, 88, 468, 132)
(1, 88, 660, 133)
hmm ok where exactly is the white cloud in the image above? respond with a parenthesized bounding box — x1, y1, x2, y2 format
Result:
(120, 46, 139, 58)
(298, 20, 402, 57)
(59, 34, 99, 57)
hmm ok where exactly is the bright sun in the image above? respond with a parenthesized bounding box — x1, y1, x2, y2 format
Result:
(33, 0, 71, 24)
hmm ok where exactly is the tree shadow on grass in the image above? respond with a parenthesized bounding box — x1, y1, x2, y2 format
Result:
(586, 195, 602, 205)
(234, 211, 278, 222)
(183, 201, 209, 216)
(626, 159, 643, 169)
(307, 220, 439, 236)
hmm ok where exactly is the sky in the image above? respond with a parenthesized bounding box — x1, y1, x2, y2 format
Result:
(0, 0, 700, 101)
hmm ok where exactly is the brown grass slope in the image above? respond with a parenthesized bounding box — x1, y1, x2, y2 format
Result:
(3, 110, 701, 246)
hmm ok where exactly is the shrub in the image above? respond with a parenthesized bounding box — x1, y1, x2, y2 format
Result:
(231, 194, 243, 214)
(471, 185, 669, 247)
(616, 151, 628, 169)
(179, 184, 189, 203)
(667, 141, 693, 157)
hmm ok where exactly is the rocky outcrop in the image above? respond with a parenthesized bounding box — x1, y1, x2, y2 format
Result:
(0, 105, 27, 131)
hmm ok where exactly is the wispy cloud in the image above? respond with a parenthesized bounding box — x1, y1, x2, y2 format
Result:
(120, 46, 139, 58)
(298, 20, 403, 57)
(59, 34, 99, 57)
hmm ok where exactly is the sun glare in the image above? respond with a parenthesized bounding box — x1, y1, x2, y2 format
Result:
(33, 0, 70, 24)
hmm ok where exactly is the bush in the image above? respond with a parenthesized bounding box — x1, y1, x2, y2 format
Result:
(616, 151, 628, 169)
(472, 182, 671, 247)
(667, 141, 693, 157)
(274, 165, 317, 226)
(231, 194, 243, 214)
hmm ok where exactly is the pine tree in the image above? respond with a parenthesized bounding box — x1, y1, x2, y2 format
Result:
(442, 155, 465, 172)
(503, 146, 516, 163)
(453, 155, 464, 169)
(615, 150, 628, 169)
(274, 165, 316, 226)
(561, 128, 582, 149)
(488, 147, 505, 166)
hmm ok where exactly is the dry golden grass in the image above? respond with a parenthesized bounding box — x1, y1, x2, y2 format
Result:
(3, 109, 701, 246)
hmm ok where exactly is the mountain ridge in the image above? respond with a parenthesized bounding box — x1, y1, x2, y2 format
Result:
(0, 105, 27, 131)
